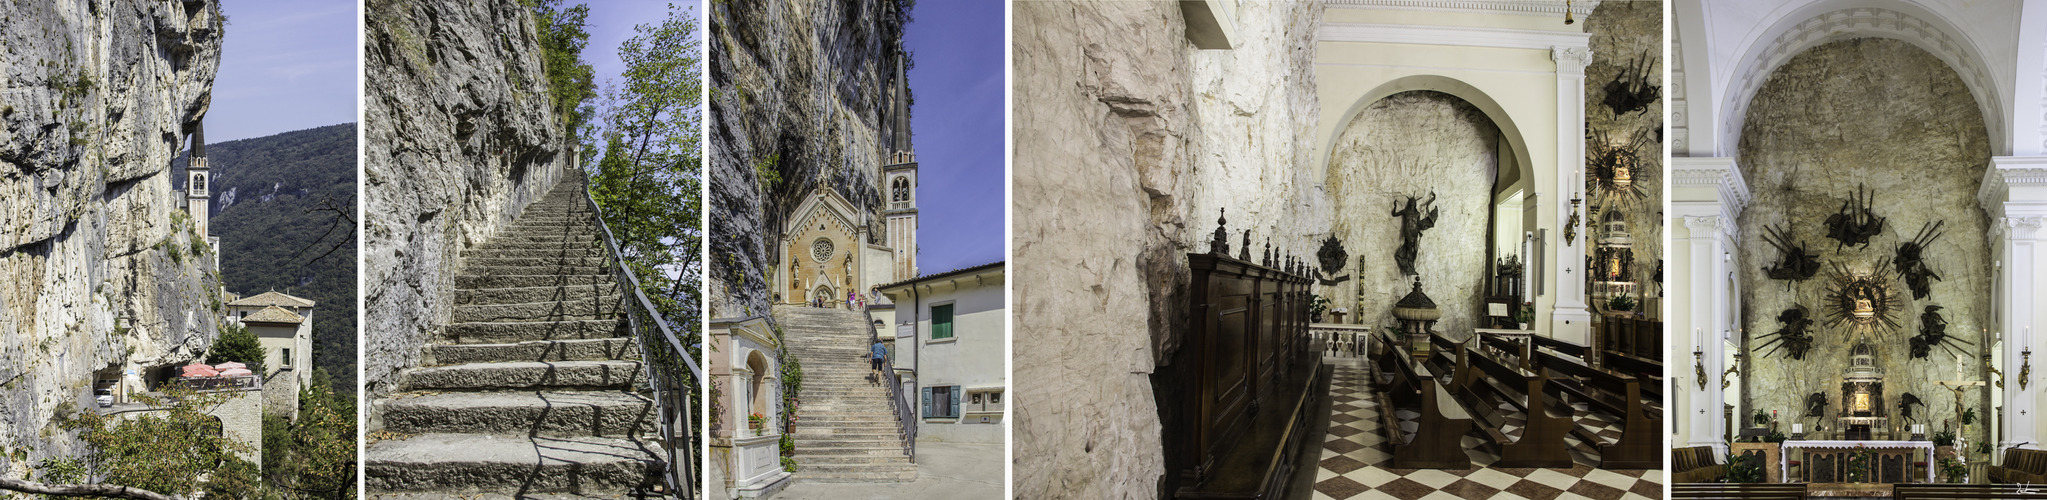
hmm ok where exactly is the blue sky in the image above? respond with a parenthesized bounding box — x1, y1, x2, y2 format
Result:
(207, 0, 357, 142)
(581, 1, 1005, 276)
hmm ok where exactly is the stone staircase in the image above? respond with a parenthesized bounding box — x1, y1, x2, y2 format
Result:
(366, 178, 663, 496)
(771, 305, 918, 483)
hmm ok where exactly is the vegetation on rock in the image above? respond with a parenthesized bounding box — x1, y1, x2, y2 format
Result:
(47, 389, 260, 498)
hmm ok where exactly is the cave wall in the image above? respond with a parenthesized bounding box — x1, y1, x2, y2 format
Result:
(361, 0, 573, 406)
(1326, 91, 1497, 335)
(0, 0, 224, 473)
(1011, 2, 1325, 497)
(1736, 38, 1993, 441)
(1585, 0, 1664, 310)
(707, 0, 908, 320)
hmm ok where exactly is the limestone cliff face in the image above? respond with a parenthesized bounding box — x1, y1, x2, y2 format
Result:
(1327, 91, 1499, 335)
(1585, 0, 1663, 308)
(707, 0, 909, 319)
(0, 0, 223, 472)
(362, 0, 572, 403)
(1012, 2, 1324, 497)
(1735, 38, 1992, 446)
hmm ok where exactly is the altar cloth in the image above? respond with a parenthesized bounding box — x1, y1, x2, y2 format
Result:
(1780, 440, 1935, 483)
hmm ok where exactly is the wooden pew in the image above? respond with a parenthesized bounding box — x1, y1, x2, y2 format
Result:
(1672, 483, 1808, 499)
(1531, 349, 1660, 468)
(1603, 349, 1664, 384)
(1429, 335, 1575, 468)
(1531, 335, 1588, 359)
(1372, 331, 1473, 469)
(1893, 484, 2047, 499)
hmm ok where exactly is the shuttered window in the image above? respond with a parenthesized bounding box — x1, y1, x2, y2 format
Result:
(922, 385, 961, 418)
(931, 304, 954, 340)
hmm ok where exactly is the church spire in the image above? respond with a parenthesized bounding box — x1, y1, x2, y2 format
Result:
(890, 49, 913, 154)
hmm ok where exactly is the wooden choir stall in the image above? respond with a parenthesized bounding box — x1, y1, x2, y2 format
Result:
(1155, 214, 1326, 499)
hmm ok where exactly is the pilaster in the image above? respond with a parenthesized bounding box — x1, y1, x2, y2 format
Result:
(1671, 156, 1748, 456)
(1549, 45, 1595, 343)
(1984, 156, 2047, 451)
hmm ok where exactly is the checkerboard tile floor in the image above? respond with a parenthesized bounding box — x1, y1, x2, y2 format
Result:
(1311, 361, 1664, 500)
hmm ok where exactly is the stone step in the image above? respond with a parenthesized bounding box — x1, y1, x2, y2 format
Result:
(461, 264, 610, 278)
(404, 360, 641, 391)
(477, 234, 606, 248)
(455, 283, 622, 305)
(443, 319, 623, 344)
(791, 445, 912, 456)
(475, 239, 606, 252)
(429, 338, 638, 364)
(451, 296, 622, 323)
(379, 390, 652, 437)
(456, 274, 615, 290)
(793, 470, 918, 483)
(464, 255, 612, 268)
(364, 433, 660, 494)
(498, 226, 603, 239)
(468, 248, 610, 264)
(796, 438, 912, 448)
(791, 454, 910, 465)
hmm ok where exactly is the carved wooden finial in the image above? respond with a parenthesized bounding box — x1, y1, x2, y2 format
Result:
(1210, 208, 1230, 255)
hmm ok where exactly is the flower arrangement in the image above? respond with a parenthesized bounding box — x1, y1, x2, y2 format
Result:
(748, 412, 768, 434)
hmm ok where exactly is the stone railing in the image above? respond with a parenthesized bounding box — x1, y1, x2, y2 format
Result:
(576, 169, 704, 498)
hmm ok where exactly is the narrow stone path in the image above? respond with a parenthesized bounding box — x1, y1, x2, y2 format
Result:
(366, 177, 662, 496)
(771, 305, 918, 483)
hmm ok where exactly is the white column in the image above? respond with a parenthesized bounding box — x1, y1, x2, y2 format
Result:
(1672, 157, 1750, 457)
(1679, 214, 1731, 456)
(1983, 157, 2047, 450)
(1549, 45, 1594, 344)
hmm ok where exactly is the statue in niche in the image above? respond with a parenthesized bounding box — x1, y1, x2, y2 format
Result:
(1758, 305, 1816, 360)
(1388, 192, 1439, 276)
(1316, 235, 1351, 286)
(1824, 184, 1886, 250)
(1806, 392, 1830, 418)
(1894, 221, 1947, 300)
(1761, 223, 1821, 286)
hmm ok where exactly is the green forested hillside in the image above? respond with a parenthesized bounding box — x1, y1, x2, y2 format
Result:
(175, 123, 357, 395)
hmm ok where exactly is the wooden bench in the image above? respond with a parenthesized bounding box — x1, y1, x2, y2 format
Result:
(1531, 335, 1588, 359)
(1532, 349, 1660, 468)
(1602, 349, 1664, 385)
(1429, 334, 1574, 468)
(1672, 483, 1807, 499)
(1991, 447, 2047, 484)
(1894, 484, 2047, 499)
(1673, 446, 1726, 483)
(1372, 331, 1472, 469)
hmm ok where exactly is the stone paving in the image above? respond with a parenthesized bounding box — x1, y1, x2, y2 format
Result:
(772, 441, 1005, 499)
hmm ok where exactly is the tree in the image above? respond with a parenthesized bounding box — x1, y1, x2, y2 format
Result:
(208, 324, 264, 375)
(529, 0, 596, 134)
(48, 388, 260, 499)
(260, 368, 356, 499)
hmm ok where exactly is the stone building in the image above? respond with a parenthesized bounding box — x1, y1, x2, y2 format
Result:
(1670, 0, 2047, 486)
(875, 261, 1006, 445)
(227, 291, 315, 416)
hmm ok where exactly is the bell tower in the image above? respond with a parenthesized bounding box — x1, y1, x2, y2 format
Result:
(882, 51, 918, 281)
(187, 122, 210, 236)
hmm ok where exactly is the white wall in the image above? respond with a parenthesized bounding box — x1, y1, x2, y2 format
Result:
(894, 273, 1006, 444)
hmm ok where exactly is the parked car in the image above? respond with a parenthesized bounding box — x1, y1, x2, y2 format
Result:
(94, 388, 113, 408)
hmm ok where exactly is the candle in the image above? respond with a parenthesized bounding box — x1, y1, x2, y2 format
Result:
(1794, 423, 1804, 434)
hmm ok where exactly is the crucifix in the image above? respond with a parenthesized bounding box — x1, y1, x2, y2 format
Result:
(1938, 379, 1984, 456)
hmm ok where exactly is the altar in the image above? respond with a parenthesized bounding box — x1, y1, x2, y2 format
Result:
(1780, 440, 1934, 484)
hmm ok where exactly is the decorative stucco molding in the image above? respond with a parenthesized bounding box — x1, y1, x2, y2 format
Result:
(1551, 46, 1592, 74)
(1978, 157, 2047, 221)
(1671, 157, 1752, 215)
(1318, 23, 1591, 52)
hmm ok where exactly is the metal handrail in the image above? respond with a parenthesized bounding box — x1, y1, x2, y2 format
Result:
(574, 167, 704, 498)
(862, 308, 916, 460)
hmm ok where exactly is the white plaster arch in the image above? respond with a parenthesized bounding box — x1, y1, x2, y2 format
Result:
(1716, 3, 2008, 156)
(1322, 74, 1537, 195)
